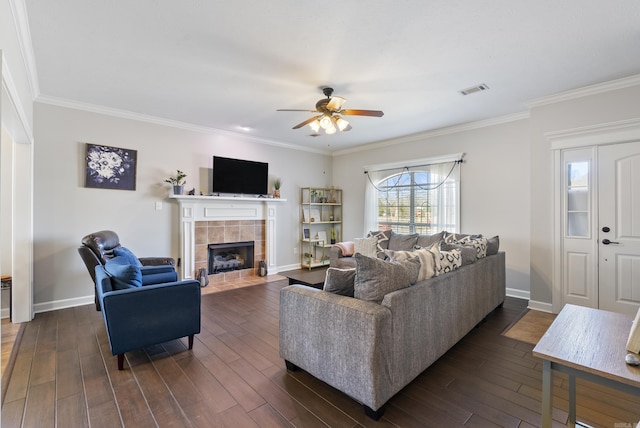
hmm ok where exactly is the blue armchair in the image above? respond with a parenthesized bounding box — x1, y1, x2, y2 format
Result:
(94, 264, 201, 370)
(78, 230, 178, 310)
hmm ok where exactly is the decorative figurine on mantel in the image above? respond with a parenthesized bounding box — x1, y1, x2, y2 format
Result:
(164, 170, 187, 195)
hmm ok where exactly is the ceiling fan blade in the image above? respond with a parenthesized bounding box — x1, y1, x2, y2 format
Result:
(326, 96, 346, 111)
(340, 109, 384, 117)
(277, 109, 318, 113)
(292, 115, 322, 129)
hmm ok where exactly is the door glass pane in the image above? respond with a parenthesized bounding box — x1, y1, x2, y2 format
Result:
(567, 161, 589, 237)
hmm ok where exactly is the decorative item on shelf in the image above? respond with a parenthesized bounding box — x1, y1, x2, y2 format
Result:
(164, 169, 187, 195)
(310, 189, 321, 203)
(273, 178, 281, 198)
(329, 186, 337, 203)
(188, 188, 195, 195)
(330, 227, 336, 244)
(258, 260, 268, 277)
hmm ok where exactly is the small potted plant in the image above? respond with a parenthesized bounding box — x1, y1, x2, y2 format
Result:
(273, 178, 281, 198)
(164, 170, 187, 195)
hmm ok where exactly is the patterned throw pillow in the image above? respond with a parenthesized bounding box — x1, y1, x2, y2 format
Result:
(457, 236, 488, 259)
(384, 247, 437, 282)
(437, 248, 461, 275)
(354, 237, 379, 258)
(323, 268, 356, 297)
(367, 230, 391, 258)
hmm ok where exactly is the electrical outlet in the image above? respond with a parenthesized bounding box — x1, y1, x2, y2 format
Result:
(293, 247, 298, 254)
(155, 201, 162, 211)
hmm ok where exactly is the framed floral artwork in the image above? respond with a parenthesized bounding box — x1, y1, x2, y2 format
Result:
(85, 143, 137, 190)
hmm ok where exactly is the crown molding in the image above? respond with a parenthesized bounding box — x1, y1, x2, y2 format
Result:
(332, 111, 530, 156)
(35, 95, 332, 156)
(528, 74, 640, 108)
(546, 117, 640, 150)
(9, 0, 39, 98)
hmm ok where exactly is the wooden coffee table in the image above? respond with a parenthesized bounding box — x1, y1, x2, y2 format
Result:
(533, 304, 640, 427)
(281, 267, 328, 289)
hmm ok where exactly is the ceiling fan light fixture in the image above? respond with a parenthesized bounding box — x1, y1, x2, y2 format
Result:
(319, 114, 332, 130)
(308, 119, 321, 133)
(325, 123, 337, 134)
(336, 116, 349, 131)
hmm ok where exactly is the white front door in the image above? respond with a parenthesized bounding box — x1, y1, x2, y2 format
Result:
(598, 141, 640, 316)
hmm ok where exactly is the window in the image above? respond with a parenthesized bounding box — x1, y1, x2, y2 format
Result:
(364, 157, 461, 235)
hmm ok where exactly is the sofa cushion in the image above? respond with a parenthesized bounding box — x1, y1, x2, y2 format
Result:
(388, 231, 419, 251)
(354, 237, 378, 258)
(104, 256, 142, 289)
(353, 253, 415, 302)
(367, 230, 391, 258)
(113, 247, 143, 267)
(437, 248, 461, 275)
(415, 231, 445, 248)
(384, 247, 438, 282)
(486, 235, 500, 255)
(323, 268, 356, 297)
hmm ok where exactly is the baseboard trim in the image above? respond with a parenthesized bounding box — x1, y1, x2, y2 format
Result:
(33, 295, 95, 314)
(506, 287, 530, 301)
(1, 308, 9, 319)
(528, 299, 554, 313)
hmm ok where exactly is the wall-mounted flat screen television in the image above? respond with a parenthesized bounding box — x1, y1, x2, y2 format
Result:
(212, 156, 268, 195)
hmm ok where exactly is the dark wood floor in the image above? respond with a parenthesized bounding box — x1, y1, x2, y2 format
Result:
(2, 279, 639, 427)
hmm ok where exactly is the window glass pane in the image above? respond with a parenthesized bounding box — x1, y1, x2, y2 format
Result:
(376, 167, 458, 234)
(568, 162, 589, 187)
(568, 212, 589, 237)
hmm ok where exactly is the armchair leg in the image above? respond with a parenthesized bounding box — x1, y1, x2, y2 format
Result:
(117, 354, 124, 370)
(188, 335, 194, 350)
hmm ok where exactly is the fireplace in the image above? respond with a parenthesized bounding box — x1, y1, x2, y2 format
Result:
(208, 241, 255, 274)
(171, 195, 285, 282)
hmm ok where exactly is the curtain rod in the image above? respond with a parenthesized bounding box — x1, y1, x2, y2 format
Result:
(364, 158, 464, 174)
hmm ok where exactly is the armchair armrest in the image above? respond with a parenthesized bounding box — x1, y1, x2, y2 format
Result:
(140, 264, 178, 285)
(99, 280, 201, 356)
(139, 257, 175, 266)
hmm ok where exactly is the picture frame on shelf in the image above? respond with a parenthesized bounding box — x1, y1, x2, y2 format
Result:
(309, 208, 321, 222)
(317, 231, 327, 243)
(303, 227, 310, 240)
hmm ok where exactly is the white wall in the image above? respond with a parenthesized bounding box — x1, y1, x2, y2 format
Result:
(32, 102, 332, 310)
(333, 118, 532, 296)
(528, 82, 640, 306)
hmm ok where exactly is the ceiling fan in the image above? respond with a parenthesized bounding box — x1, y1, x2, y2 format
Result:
(277, 87, 384, 135)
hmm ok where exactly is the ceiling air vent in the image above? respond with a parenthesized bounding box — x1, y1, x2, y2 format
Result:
(459, 83, 489, 96)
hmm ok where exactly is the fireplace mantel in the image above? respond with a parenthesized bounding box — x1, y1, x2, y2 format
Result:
(170, 195, 287, 279)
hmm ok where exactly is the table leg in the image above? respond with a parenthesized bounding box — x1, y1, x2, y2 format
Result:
(542, 359, 553, 428)
(568, 373, 576, 427)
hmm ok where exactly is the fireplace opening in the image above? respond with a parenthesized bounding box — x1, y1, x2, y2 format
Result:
(208, 241, 254, 274)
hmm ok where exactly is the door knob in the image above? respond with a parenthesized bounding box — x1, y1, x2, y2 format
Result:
(602, 239, 620, 245)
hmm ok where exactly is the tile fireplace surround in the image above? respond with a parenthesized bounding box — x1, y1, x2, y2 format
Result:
(170, 195, 286, 282)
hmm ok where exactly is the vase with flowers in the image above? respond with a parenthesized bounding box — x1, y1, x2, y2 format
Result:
(164, 170, 187, 195)
(273, 178, 282, 198)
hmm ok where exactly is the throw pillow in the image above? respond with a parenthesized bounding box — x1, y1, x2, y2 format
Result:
(415, 231, 445, 248)
(353, 253, 413, 302)
(367, 230, 391, 258)
(323, 268, 356, 297)
(388, 231, 419, 251)
(104, 256, 142, 290)
(439, 242, 477, 266)
(457, 235, 488, 259)
(113, 247, 143, 267)
(438, 248, 461, 275)
(384, 248, 437, 282)
(354, 237, 378, 258)
(487, 235, 500, 255)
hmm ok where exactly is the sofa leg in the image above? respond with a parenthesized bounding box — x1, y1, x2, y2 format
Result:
(284, 360, 299, 371)
(117, 354, 124, 370)
(95, 290, 101, 311)
(364, 404, 385, 420)
(188, 334, 194, 350)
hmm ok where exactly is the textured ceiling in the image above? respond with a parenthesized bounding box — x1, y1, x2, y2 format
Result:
(25, 0, 640, 152)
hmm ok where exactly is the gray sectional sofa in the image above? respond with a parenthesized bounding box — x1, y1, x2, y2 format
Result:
(279, 230, 505, 419)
